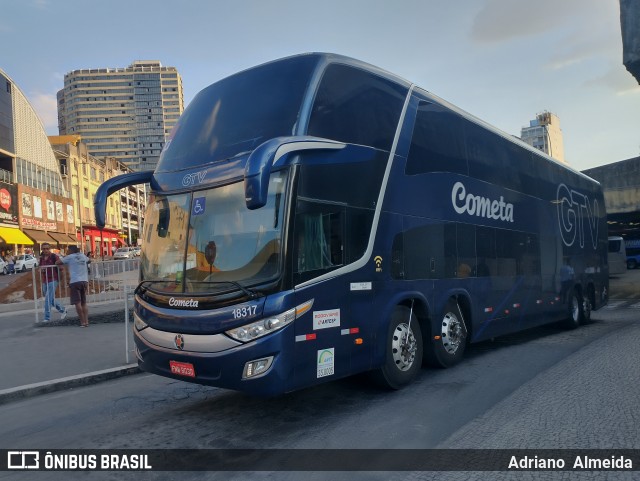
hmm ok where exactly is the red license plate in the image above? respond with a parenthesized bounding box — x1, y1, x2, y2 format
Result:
(169, 360, 195, 378)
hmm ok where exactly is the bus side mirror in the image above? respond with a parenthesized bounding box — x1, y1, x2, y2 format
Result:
(244, 138, 286, 210)
(94, 170, 154, 227)
(244, 136, 345, 210)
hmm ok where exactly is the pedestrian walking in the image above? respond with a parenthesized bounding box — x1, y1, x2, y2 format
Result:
(7, 253, 15, 274)
(57, 245, 91, 327)
(38, 243, 67, 322)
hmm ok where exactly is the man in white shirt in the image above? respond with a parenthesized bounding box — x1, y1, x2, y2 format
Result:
(56, 245, 91, 327)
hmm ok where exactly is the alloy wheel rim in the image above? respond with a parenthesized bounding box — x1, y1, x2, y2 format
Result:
(392, 323, 417, 371)
(441, 312, 465, 354)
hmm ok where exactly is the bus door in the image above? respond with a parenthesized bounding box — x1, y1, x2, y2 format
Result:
(290, 204, 360, 387)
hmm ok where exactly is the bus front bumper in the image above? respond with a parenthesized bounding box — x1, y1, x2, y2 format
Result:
(133, 324, 293, 396)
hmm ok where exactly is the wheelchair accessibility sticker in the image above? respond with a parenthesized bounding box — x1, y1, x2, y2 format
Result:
(192, 197, 206, 216)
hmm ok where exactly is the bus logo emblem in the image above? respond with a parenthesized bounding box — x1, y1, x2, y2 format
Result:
(556, 184, 599, 249)
(174, 334, 185, 350)
(182, 170, 207, 187)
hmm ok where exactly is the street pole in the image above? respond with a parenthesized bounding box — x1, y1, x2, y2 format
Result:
(76, 180, 84, 253)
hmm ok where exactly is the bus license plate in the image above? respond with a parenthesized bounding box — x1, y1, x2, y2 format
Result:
(170, 361, 195, 378)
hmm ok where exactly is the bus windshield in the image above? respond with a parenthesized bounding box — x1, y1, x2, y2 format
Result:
(140, 171, 288, 294)
(156, 56, 318, 172)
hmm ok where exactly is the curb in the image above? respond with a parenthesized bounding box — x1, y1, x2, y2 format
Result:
(0, 364, 141, 406)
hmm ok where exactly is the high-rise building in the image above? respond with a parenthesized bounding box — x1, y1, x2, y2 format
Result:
(57, 60, 184, 171)
(520, 111, 566, 164)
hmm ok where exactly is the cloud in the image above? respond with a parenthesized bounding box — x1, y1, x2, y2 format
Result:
(29, 92, 58, 133)
(585, 66, 640, 95)
(471, 0, 584, 43)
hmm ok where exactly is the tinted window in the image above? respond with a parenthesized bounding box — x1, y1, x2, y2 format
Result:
(608, 239, 622, 253)
(405, 101, 467, 176)
(294, 200, 345, 279)
(296, 156, 386, 209)
(293, 159, 384, 283)
(157, 56, 318, 172)
(476, 226, 496, 277)
(465, 121, 528, 191)
(307, 64, 407, 151)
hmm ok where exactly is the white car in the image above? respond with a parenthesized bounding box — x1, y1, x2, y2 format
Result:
(113, 247, 135, 260)
(0, 258, 8, 275)
(15, 254, 39, 272)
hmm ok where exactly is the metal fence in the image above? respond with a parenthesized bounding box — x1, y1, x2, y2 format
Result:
(33, 258, 140, 324)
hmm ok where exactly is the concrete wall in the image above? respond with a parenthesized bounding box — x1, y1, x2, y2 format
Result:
(583, 156, 640, 214)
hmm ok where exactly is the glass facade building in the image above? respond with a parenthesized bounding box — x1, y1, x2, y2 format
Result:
(57, 61, 184, 171)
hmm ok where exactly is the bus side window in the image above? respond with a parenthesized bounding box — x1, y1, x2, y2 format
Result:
(476, 226, 496, 277)
(295, 207, 344, 276)
(405, 101, 468, 176)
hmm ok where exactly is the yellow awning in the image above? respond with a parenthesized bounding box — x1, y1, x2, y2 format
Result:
(0, 227, 34, 245)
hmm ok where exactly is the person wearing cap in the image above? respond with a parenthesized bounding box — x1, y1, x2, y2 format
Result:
(56, 245, 91, 327)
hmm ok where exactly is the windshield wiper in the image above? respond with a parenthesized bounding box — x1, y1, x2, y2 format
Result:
(188, 280, 260, 299)
(135, 280, 180, 295)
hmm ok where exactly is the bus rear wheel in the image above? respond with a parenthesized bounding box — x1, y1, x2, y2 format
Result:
(564, 289, 584, 329)
(373, 306, 423, 390)
(426, 299, 468, 368)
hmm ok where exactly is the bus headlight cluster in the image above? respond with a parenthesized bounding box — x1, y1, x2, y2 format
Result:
(133, 312, 148, 331)
(226, 308, 296, 342)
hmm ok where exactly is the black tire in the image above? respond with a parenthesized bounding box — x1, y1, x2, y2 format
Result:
(21, 265, 26, 272)
(426, 299, 468, 368)
(628, 259, 637, 270)
(582, 293, 592, 324)
(372, 306, 423, 390)
(564, 289, 584, 329)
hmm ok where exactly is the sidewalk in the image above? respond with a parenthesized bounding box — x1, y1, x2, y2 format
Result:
(0, 300, 140, 405)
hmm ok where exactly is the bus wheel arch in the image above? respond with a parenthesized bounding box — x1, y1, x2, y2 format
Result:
(371, 304, 424, 390)
(426, 295, 470, 368)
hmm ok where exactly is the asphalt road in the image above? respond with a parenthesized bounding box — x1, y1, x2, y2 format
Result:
(1, 304, 638, 481)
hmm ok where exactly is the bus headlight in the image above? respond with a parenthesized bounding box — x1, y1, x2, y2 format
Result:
(226, 308, 296, 342)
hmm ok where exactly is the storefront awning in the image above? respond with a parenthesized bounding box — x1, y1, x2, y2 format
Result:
(48, 232, 73, 245)
(0, 227, 34, 245)
(23, 228, 54, 244)
(67, 234, 78, 244)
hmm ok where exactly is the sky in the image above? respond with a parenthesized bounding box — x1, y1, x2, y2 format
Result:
(1, 0, 639, 171)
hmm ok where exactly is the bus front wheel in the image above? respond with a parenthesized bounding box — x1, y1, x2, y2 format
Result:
(426, 300, 468, 368)
(373, 306, 423, 390)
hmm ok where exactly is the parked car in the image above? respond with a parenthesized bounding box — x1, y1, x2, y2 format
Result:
(0, 258, 7, 275)
(132, 246, 141, 257)
(14, 254, 39, 272)
(113, 247, 135, 260)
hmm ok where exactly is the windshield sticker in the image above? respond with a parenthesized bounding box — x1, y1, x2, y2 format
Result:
(317, 348, 335, 378)
(313, 309, 340, 330)
(192, 197, 206, 216)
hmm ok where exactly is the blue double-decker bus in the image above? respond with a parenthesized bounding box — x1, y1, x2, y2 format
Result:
(95, 53, 608, 396)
